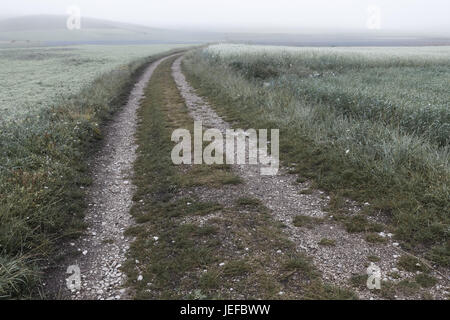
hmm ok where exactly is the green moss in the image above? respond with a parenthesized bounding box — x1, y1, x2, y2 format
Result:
(318, 238, 336, 247)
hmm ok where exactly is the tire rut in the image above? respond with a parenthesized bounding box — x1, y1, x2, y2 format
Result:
(44, 55, 175, 300)
(171, 56, 449, 300)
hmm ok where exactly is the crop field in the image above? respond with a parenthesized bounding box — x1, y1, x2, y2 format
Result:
(0, 44, 190, 297)
(0, 45, 189, 122)
(183, 44, 450, 266)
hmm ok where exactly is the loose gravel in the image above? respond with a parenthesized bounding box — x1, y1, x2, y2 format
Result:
(43, 55, 174, 300)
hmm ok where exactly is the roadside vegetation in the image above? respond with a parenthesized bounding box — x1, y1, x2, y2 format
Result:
(0, 45, 189, 122)
(182, 44, 450, 267)
(0, 46, 188, 298)
(124, 56, 357, 300)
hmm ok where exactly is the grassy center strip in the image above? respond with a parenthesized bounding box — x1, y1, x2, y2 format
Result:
(124, 56, 357, 300)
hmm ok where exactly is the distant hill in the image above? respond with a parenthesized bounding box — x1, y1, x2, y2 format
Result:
(0, 15, 219, 45)
(0, 15, 163, 32)
(1, 15, 448, 47)
(0, 15, 12, 21)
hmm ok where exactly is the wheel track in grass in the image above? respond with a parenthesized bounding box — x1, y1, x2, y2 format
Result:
(42, 53, 448, 300)
(171, 55, 449, 300)
(43, 54, 178, 300)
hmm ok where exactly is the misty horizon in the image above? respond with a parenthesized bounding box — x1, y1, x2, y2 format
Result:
(1, 0, 450, 36)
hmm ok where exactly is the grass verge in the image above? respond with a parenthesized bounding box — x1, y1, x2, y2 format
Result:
(0, 48, 187, 298)
(181, 48, 449, 267)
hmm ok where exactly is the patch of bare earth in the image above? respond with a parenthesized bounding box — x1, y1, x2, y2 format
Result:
(172, 56, 449, 300)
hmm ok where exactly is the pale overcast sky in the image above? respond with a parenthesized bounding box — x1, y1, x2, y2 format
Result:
(1, 0, 450, 32)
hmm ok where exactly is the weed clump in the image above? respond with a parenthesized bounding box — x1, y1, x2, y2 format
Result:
(365, 233, 388, 244)
(344, 215, 383, 233)
(415, 274, 438, 288)
(397, 255, 430, 273)
(318, 238, 336, 246)
(292, 215, 323, 228)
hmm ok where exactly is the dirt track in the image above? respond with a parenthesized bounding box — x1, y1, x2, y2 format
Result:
(44, 53, 448, 300)
(43, 55, 175, 300)
(171, 56, 449, 300)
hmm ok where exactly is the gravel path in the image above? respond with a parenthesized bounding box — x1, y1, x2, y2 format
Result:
(172, 56, 449, 300)
(44, 55, 174, 300)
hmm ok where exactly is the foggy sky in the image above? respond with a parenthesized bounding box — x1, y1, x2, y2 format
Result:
(2, 0, 450, 33)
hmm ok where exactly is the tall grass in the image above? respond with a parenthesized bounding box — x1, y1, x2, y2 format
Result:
(183, 45, 450, 266)
(0, 48, 187, 298)
(203, 45, 450, 146)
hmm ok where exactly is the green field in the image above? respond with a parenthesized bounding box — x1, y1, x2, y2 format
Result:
(0, 44, 190, 297)
(0, 45, 188, 122)
(183, 44, 450, 266)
